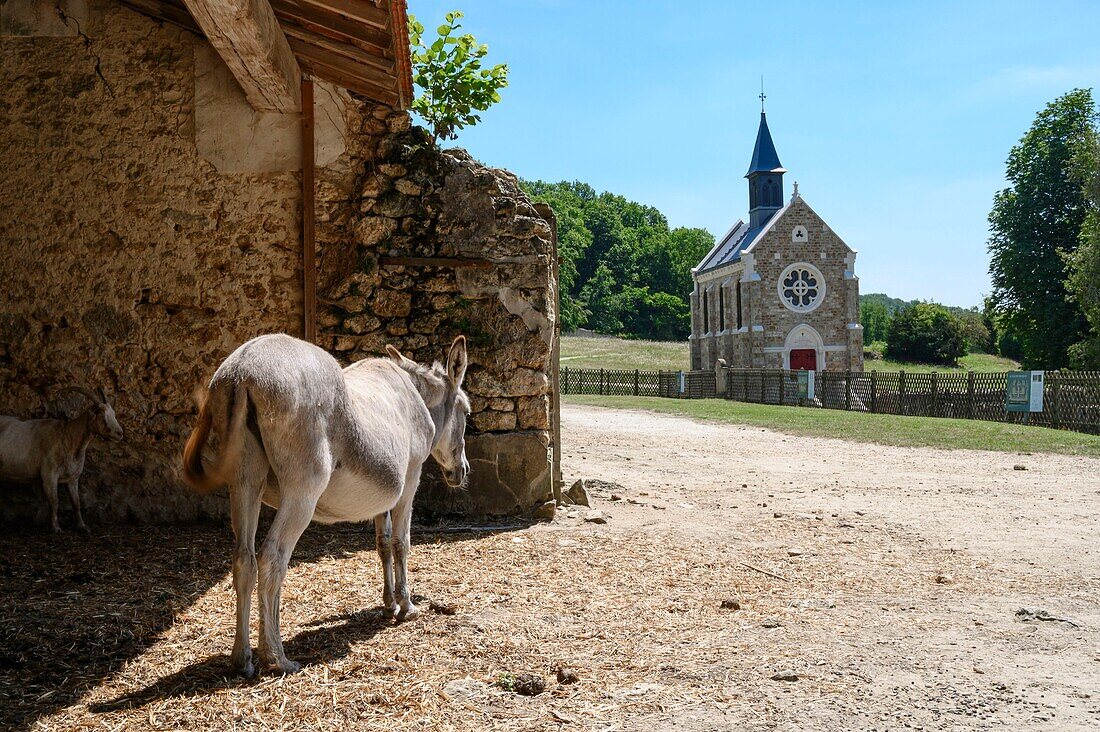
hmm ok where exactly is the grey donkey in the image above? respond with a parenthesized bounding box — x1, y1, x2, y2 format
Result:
(183, 334, 470, 677)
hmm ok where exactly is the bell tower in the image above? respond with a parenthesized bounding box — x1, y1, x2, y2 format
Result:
(745, 94, 786, 229)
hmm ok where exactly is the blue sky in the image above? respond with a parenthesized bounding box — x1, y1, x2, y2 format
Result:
(407, 1, 1100, 307)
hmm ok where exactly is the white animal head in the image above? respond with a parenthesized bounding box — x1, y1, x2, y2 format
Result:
(61, 386, 124, 442)
(387, 336, 470, 488)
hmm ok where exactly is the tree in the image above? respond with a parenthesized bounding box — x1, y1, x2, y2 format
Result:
(519, 179, 715, 340)
(1064, 110, 1100, 368)
(613, 287, 691, 341)
(578, 263, 621, 333)
(886, 303, 967, 365)
(860, 300, 892, 343)
(988, 89, 1095, 369)
(955, 308, 993, 353)
(407, 11, 509, 141)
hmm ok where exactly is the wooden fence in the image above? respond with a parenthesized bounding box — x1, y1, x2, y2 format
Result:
(559, 367, 1100, 435)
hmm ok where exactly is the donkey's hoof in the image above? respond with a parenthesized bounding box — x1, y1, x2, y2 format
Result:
(382, 602, 401, 619)
(273, 659, 302, 674)
(397, 603, 420, 622)
(236, 660, 256, 679)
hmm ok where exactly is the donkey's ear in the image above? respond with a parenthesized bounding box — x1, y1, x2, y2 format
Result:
(386, 344, 418, 370)
(97, 386, 108, 404)
(446, 336, 468, 386)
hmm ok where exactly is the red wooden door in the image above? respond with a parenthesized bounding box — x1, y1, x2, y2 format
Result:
(790, 348, 816, 371)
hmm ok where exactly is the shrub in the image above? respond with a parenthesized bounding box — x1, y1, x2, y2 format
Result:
(886, 303, 967, 365)
(407, 11, 509, 142)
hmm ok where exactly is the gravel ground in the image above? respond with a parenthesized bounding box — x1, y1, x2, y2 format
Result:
(1, 403, 1097, 731)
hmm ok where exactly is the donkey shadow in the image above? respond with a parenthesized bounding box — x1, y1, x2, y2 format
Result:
(0, 515, 525, 729)
(89, 604, 396, 713)
(86, 519, 527, 714)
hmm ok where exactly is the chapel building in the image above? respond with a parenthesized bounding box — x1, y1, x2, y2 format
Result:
(690, 110, 863, 372)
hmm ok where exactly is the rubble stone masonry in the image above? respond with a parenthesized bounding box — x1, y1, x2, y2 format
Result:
(0, 0, 556, 525)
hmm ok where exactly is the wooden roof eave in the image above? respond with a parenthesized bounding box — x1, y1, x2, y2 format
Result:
(118, 0, 413, 110)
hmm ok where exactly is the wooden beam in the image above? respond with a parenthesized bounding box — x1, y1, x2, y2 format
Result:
(280, 21, 395, 74)
(297, 57, 399, 106)
(286, 35, 395, 88)
(302, 77, 318, 343)
(297, 0, 390, 30)
(182, 0, 302, 113)
(379, 256, 494, 270)
(270, 0, 393, 56)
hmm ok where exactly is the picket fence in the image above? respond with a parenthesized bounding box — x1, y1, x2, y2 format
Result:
(559, 366, 1100, 435)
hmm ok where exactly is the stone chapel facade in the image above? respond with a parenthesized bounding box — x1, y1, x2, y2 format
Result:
(690, 111, 863, 372)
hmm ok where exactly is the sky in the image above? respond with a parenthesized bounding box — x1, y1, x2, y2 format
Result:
(407, 0, 1100, 308)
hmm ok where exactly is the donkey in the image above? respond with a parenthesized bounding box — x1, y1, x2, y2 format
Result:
(182, 333, 470, 677)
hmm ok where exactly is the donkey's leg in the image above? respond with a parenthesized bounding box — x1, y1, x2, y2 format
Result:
(229, 440, 266, 678)
(374, 511, 399, 618)
(391, 464, 422, 622)
(40, 471, 60, 534)
(65, 477, 88, 533)
(257, 492, 322, 673)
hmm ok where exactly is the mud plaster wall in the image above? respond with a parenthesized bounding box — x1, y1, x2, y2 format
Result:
(0, 0, 556, 525)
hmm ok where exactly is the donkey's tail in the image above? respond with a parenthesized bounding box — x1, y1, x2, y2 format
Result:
(182, 386, 248, 494)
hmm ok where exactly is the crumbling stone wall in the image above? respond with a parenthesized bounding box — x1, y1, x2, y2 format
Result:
(0, 0, 556, 526)
(314, 105, 557, 516)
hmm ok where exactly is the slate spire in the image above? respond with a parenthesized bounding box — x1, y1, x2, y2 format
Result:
(745, 111, 785, 177)
(745, 109, 786, 228)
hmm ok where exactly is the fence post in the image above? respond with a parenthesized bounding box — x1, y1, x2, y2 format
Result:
(760, 370, 766, 404)
(870, 370, 877, 413)
(634, 369, 639, 396)
(1052, 373, 1061, 429)
(967, 371, 975, 419)
(845, 371, 852, 411)
(899, 371, 906, 415)
(931, 372, 938, 418)
(599, 368, 605, 396)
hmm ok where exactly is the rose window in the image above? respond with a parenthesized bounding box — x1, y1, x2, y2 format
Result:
(777, 263, 825, 313)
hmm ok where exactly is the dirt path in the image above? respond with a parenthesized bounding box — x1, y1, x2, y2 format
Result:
(557, 403, 1100, 730)
(7, 404, 1099, 731)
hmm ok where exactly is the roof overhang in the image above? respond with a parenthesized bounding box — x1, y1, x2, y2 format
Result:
(120, 0, 414, 110)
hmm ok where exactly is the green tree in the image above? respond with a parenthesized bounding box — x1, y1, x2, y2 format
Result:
(520, 180, 715, 340)
(955, 308, 993, 353)
(860, 300, 892, 343)
(1064, 109, 1100, 368)
(407, 11, 509, 141)
(886, 303, 967, 365)
(613, 287, 691, 340)
(578, 263, 621, 333)
(988, 89, 1095, 369)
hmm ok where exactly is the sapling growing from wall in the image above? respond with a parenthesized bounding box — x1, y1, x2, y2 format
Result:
(407, 10, 509, 142)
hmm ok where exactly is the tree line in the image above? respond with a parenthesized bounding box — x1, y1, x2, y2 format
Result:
(987, 88, 1099, 370)
(520, 180, 714, 340)
(861, 295, 990, 366)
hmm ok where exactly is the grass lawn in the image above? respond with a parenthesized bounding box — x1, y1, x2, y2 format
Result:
(560, 335, 689, 371)
(564, 394, 1100, 459)
(868, 352, 1020, 373)
(562, 335, 1020, 374)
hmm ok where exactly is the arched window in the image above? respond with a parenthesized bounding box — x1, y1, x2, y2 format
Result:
(719, 286, 725, 332)
(702, 288, 710, 333)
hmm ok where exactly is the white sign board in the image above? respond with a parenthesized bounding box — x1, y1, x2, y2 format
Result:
(1029, 371, 1045, 412)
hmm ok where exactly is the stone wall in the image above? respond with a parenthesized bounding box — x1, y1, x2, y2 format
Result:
(313, 104, 557, 516)
(0, 0, 556, 526)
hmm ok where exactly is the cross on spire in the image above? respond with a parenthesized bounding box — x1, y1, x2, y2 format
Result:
(759, 76, 766, 112)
